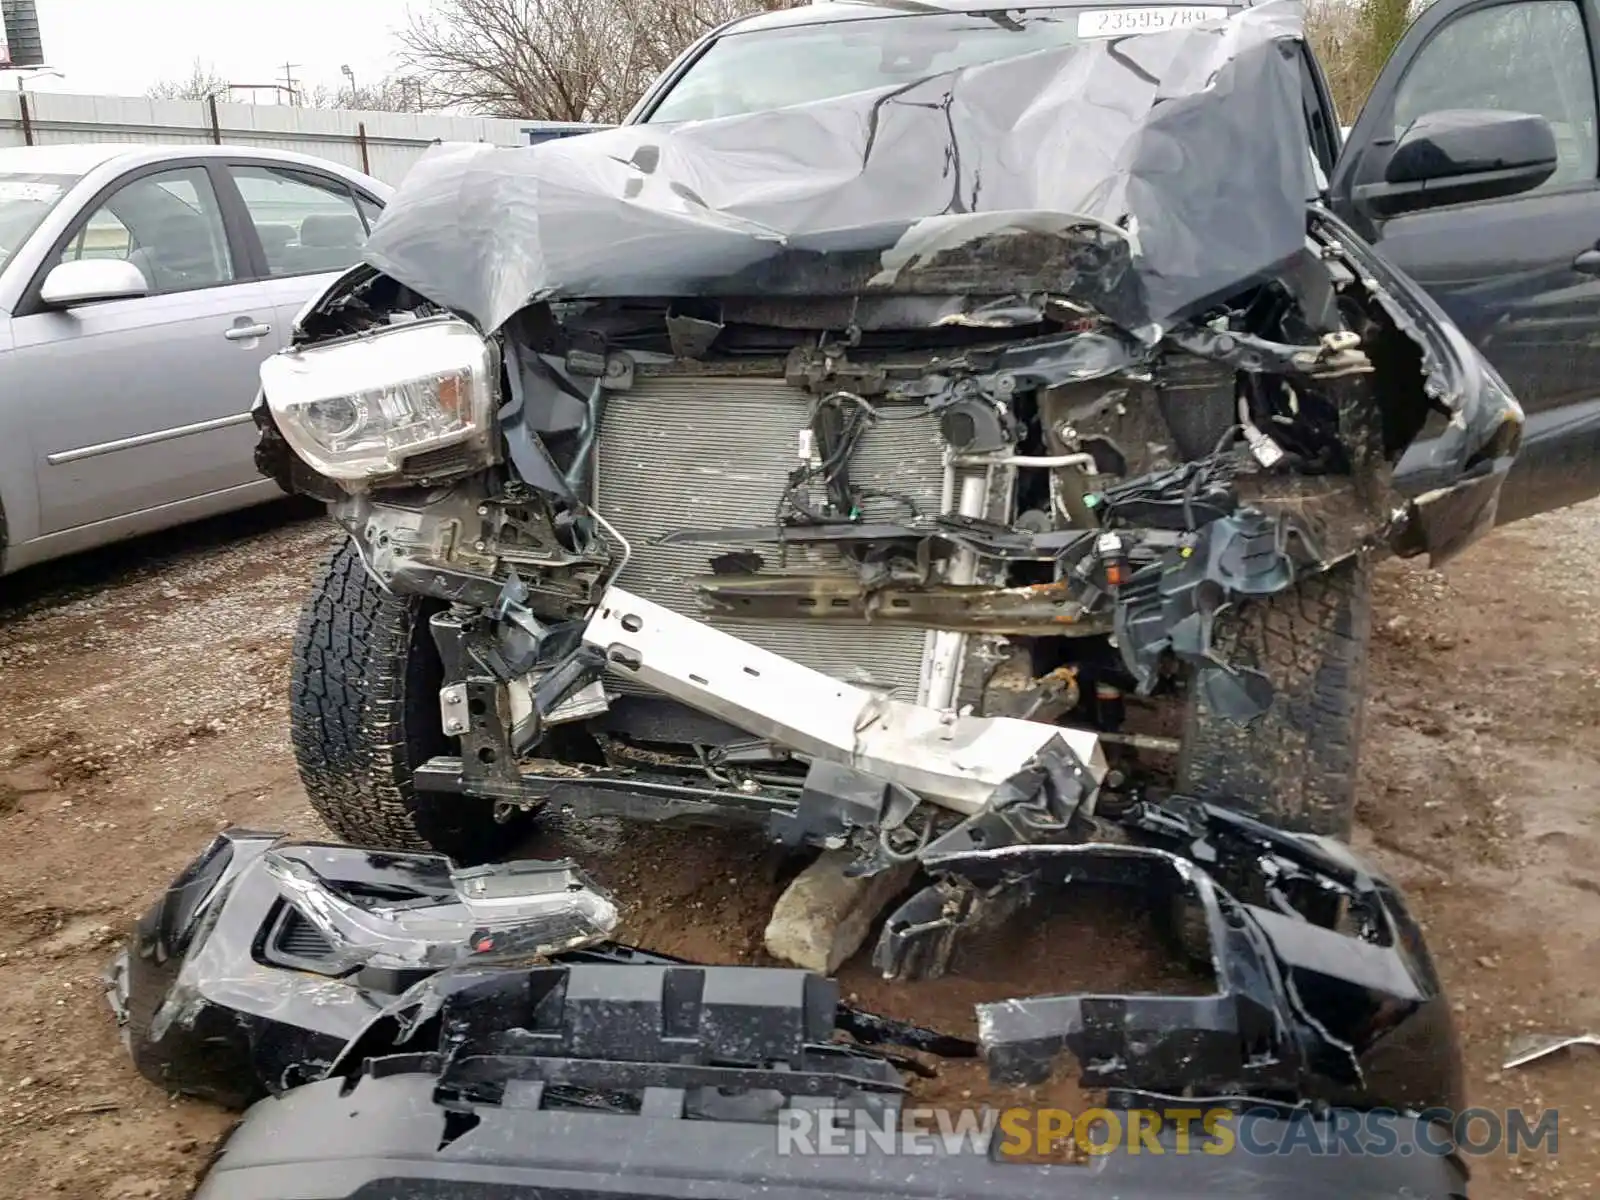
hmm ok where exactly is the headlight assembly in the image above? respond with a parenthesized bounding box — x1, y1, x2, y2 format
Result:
(260, 317, 499, 484)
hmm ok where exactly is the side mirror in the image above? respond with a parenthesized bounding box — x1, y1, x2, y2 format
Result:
(39, 259, 150, 308)
(1355, 109, 1558, 219)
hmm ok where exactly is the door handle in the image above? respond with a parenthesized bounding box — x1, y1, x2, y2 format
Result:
(224, 322, 272, 341)
(1574, 249, 1600, 275)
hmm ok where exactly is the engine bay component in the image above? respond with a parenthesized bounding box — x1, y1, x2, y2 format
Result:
(582, 586, 1106, 815)
(692, 574, 1105, 636)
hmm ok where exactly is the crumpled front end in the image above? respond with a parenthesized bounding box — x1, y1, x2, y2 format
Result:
(253, 0, 1520, 830)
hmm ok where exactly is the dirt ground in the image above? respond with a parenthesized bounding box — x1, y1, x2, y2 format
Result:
(1, 497, 1597, 1197)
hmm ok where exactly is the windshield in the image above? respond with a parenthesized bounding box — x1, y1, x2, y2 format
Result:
(646, 5, 1230, 123)
(0, 172, 77, 273)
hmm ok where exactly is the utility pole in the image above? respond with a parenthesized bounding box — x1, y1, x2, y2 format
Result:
(279, 61, 300, 105)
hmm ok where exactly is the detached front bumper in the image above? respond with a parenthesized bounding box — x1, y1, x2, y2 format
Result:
(121, 803, 1467, 1200)
(195, 1073, 1470, 1200)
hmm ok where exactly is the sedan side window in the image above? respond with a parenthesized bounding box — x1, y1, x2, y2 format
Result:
(58, 166, 235, 294)
(230, 165, 370, 278)
(1393, 0, 1599, 189)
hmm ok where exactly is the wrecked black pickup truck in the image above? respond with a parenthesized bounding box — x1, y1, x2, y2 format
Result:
(255, 0, 1585, 865)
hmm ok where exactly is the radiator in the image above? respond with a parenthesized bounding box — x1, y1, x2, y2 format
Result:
(593, 374, 949, 700)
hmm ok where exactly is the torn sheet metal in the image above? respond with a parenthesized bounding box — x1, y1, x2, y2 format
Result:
(582, 586, 1105, 814)
(360, 3, 1311, 336)
(768, 759, 922, 852)
(916, 738, 1098, 858)
(106, 830, 616, 1108)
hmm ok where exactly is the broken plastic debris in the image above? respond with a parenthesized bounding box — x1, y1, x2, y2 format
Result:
(1503, 1032, 1600, 1071)
(263, 850, 618, 970)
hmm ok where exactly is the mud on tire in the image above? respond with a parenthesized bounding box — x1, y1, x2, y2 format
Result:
(290, 538, 530, 863)
(1177, 556, 1372, 839)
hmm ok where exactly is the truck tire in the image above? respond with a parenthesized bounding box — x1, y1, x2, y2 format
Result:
(1176, 557, 1372, 839)
(290, 539, 530, 863)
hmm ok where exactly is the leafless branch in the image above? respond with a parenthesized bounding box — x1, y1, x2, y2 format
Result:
(146, 58, 230, 101)
(1308, 0, 1432, 121)
(397, 0, 803, 123)
(301, 75, 434, 113)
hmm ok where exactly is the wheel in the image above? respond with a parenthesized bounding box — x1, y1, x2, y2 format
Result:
(289, 538, 531, 863)
(1176, 556, 1372, 838)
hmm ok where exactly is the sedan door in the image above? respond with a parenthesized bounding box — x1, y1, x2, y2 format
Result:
(9, 161, 276, 536)
(220, 161, 383, 342)
(1331, 0, 1600, 524)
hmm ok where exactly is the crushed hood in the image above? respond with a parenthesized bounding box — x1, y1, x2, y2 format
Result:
(361, 1, 1313, 337)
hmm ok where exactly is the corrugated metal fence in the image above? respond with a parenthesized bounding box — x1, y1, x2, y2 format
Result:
(0, 90, 592, 184)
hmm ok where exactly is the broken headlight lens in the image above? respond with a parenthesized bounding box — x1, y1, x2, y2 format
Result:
(260, 317, 498, 483)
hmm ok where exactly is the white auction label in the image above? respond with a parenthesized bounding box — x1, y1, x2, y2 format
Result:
(1076, 6, 1229, 37)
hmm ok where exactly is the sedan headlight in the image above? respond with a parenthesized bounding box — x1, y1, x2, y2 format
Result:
(260, 317, 498, 484)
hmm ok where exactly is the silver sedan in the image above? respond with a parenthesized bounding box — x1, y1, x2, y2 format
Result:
(0, 143, 392, 575)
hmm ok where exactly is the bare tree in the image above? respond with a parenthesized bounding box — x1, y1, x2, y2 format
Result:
(146, 58, 230, 101)
(1308, 0, 1432, 121)
(1356, 0, 1417, 85)
(397, 0, 802, 123)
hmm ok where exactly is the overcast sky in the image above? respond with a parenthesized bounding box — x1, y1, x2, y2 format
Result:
(19, 0, 424, 99)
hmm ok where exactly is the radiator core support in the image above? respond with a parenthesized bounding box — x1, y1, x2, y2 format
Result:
(591, 372, 958, 702)
(582, 586, 1106, 817)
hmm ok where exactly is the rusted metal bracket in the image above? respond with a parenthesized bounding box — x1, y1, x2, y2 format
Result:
(693, 574, 1109, 636)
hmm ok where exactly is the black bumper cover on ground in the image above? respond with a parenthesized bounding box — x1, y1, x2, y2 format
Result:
(114, 812, 1471, 1199)
(194, 1071, 1470, 1200)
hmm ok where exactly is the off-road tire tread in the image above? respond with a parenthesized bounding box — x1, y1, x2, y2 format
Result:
(1177, 558, 1371, 838)
(290, 538, 521, 862)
